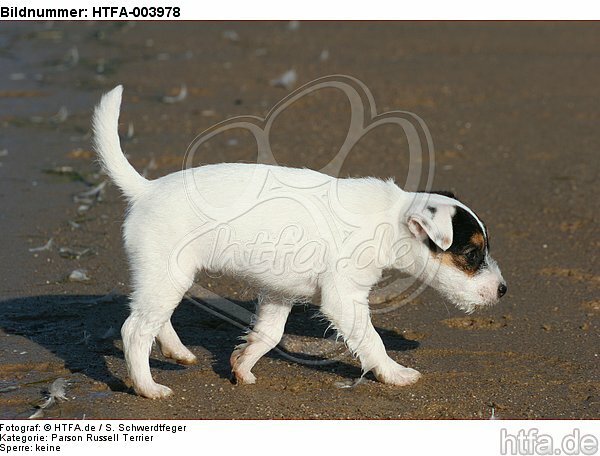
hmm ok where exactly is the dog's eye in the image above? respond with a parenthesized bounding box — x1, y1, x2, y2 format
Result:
(465, 250, 480, 265)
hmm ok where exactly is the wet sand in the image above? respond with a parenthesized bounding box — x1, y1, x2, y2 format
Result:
(0, 22, 598, 419)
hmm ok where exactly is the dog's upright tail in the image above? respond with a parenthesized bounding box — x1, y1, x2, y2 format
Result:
(92, 85, 148, 200)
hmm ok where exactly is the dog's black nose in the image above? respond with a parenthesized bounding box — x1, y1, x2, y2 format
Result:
(498, 283, 507, 298)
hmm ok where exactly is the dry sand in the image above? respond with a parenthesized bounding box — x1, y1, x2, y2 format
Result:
(0, 22, 598, 419)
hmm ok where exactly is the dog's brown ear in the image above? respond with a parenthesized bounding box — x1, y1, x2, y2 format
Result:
(406, 203, 454, 251)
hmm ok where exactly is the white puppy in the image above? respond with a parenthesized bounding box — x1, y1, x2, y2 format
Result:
(93, 86, 506, 399)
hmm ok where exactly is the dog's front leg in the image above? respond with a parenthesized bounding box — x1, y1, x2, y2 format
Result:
(320, 277, 421, 386)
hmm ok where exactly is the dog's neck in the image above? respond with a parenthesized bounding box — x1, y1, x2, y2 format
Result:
(386, 188, 437, 276)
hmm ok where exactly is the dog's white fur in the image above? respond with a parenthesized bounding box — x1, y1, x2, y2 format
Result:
(93, 86, 505, 398)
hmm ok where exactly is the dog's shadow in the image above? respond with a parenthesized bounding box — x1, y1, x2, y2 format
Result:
(0, 294, 419, 393)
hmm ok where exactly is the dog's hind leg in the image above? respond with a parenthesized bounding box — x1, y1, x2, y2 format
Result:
(157, 320, 198, 365)
(121, 261, 194, 399)
(230, 294, 293, 384)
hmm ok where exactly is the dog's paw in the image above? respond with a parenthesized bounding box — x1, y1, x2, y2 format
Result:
(162, 348, 198, 366)
(229, 343, 247, 367)
(136, 382, 174, 399)
(374, 362, 421, 386)
(232, 369, 257, 385)
(176, 354, 198, 366)
(230, 344, 257, 385)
